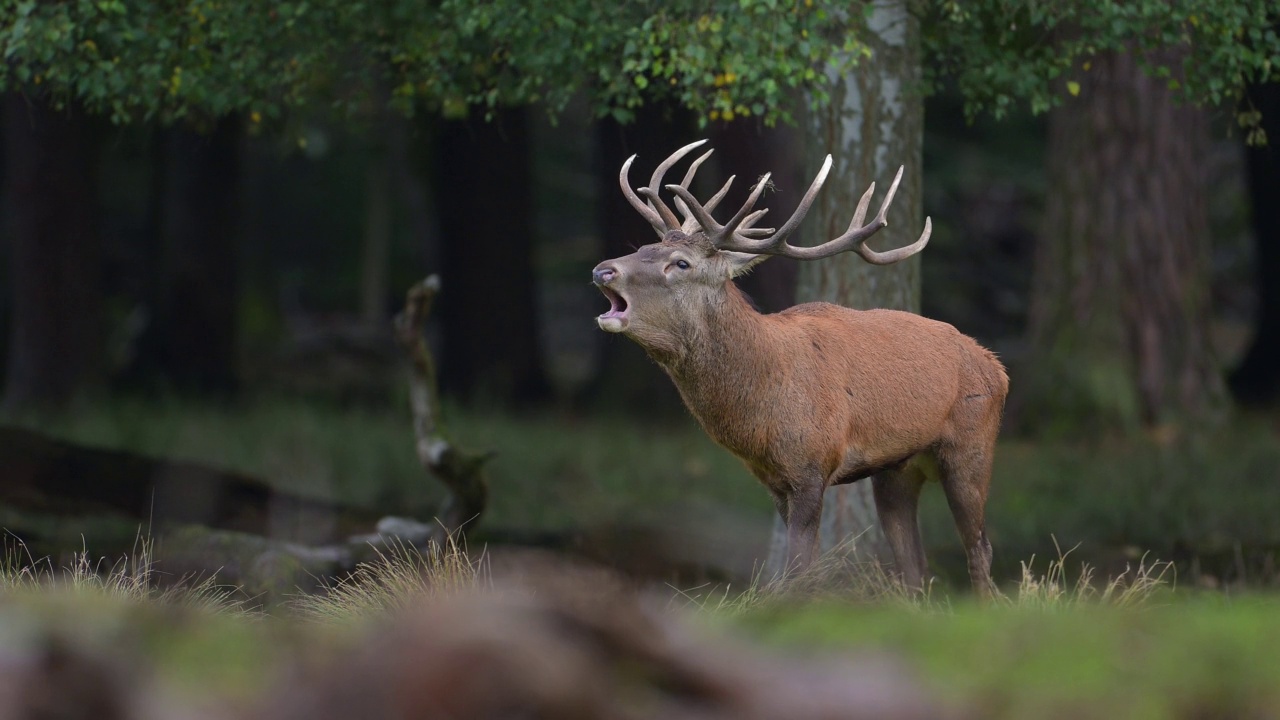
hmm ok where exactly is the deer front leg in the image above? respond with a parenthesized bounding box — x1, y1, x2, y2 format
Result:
(783, 480, 824, 575)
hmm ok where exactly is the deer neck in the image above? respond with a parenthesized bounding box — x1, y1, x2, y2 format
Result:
(656, 282, 780, 441)
(643, 281, 760, 366)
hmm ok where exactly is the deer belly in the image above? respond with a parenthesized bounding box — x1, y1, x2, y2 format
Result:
(832, 450, 941, 486)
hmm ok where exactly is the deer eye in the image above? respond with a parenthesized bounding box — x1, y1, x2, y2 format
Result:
(674, 259, 691, 270)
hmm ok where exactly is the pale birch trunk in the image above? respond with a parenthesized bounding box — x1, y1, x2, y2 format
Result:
(766, 1, 923, 573)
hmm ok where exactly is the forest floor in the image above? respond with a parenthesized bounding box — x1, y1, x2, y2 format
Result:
(1, 531, 1277, 720)
(7, 396, 1280, 589)
(2, 397, 1280, 716)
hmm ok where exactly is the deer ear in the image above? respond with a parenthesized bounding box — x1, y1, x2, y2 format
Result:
(722, 251, 769, 278)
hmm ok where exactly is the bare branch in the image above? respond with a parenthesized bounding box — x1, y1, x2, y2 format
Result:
(393, 275, 490, 546)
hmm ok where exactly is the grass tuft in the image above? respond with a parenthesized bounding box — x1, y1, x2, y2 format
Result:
(686, 535, 1174, 617)
(292, 536, 484, 623)
(0, 534, 250, 616)
(1013, 538, 1174, 609)
(678, 536, 939, 617)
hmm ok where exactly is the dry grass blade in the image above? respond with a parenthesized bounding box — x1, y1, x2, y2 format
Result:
(677, 535, 939, 616)
(0, 534, 250, 616)
(1014, 538, 1174, 609)
(293, 535, 484, 623)
(682, 535, 1174, 615)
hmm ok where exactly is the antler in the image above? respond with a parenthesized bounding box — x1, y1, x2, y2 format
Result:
(665, 154, 932, 265)
(618, 139, 751, 237)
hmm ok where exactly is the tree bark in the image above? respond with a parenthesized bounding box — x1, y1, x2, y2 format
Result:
(768, 2, 924, 572)
(1229, 78, 1280, 407)
(2, 95, 104, 411)
(1022, 47, 1227, 434)
(433, 108, 550, 404)
(360, 143, 394, 324)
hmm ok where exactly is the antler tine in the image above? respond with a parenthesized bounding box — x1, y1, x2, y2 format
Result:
(665, 171, 771, 246)
(677, 149, 714, 194)
(856, 216, 932, 265)
(673, 149, 715, 232)
(643, 139, 707, 232)
(762, 154, 833, 247)
(848, 177, 876, 230)
(845, 165, 930, 265)
(619, 139, 708, 237)
(678, 175, 737, 234)
(702, 175, 735, 214)
(736, 209, 774, 239)
(717, 173, 772, 241)
(718, 163, 930, 264)
(665, 184, 722, 238)
(619, 154, 665, 236)
(694, 155, 832, 254)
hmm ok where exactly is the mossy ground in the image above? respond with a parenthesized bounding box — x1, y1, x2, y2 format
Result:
(8, 397, 1279, 585)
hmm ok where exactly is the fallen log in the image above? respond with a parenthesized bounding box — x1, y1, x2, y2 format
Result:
(0, 425, 378, 546)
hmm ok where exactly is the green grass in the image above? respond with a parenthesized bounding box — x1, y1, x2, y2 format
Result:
(0, 535, 251, 616)
(0, 537, 301, 705)
(919, 422, 1280, 585)
(0, 512, 1253, 720)
(737, 598, 1280, 719)
(4, 396, 440, 515)
(5, 398, 1278, 717)
(0, 534, 1269, 720)
(448, 405, 769, 529)
(3, 396, 770, 530)
(6, 397, 1280, 585)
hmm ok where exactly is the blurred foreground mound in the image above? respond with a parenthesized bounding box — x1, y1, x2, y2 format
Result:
(259, 588, 939, 720)
(0, 566, 941, 720)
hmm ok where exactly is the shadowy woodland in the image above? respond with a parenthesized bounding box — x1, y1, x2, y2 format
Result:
(1, 1, 1280, 718)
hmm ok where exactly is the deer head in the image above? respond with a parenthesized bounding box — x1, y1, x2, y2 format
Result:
(592, 139, 932, 355)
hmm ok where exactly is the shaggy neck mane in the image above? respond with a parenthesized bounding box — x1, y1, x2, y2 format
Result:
(663, 280, 779, 395)
(654, 278, 788, 466)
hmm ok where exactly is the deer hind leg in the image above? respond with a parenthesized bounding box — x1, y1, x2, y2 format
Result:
(872, 463, 928, 592)
(937, 442, 998, 599)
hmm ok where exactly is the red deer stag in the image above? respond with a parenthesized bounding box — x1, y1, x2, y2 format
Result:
(592, 140, 1007, 596)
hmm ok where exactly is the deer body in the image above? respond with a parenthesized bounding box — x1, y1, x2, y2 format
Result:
(667, 292, 1000, 485)
(595, 141, 1007, 595)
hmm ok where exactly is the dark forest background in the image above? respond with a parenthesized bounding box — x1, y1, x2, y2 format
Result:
(1, 1, 1279, 596)
(2, 90, 1275, 420)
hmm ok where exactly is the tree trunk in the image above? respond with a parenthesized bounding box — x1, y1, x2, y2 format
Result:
(434, 108, 550, 403)
(1229, 78, 1280, 407)
(360, 142, 393, 324)
(151, 117, 243, 394)
(1, 95, 104, 411)
(768, 2, 924, 572)
(1022, 47, 1227, 434)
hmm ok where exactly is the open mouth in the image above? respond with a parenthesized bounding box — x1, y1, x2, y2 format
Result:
(596, 286, 629, 332)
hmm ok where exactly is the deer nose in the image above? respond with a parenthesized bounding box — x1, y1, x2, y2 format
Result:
(592, 265, 618, 285)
